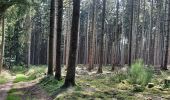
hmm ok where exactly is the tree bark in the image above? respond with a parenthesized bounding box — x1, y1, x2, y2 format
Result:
(97, 0, 106, 73)
(128, 0, 134, 67)
(0, 16, 5, 73)
(163, 0, 170, 70)
(48, 0, 56, 75)
(63, 0, 80, 87)
(26, 9, 32, 68)
(88, 0, 96, 71)
(55, 0, 63, 80)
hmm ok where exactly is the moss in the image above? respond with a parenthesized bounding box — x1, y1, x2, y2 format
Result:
(114, 92, 137, 100)
(110, 73, 128, 83)
(14, 74, 28, 83)
(0, 70, 12, 84)
(6, 95, 21, 100)
(7, 89, 23, 100)
(13, 66, 46, 83)
(0, 77, 7, 84)
(39, 76, 64, 95)
(116, 82, 133, 90)
(132, 85, 145, 92)
(55, 90, 117, 100)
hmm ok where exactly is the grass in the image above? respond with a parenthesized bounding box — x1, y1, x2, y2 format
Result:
(14, 74, 28, 83)
(0, 70, 12, 84)
(2, 65, 170, 99)
(39, 76, 64, 95)
(7, 89, 23, 100)
(13, 66, 46, 83)
(0, 76, 7, 84)
(128, 60, 153, 86)
(6, 95, 20, 100)
(6, 66, 47, 100)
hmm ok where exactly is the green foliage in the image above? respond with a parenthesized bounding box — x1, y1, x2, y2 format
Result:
(14, 74, 28, 83)
(132, 85, 145, 92)
(115, 92, 137, 100)
(6, 95, 20, 100)
(110, 72, 128, 83)
(26, 66, 46, 80)
(7, 89, 23, 100)
(39, 76, 63, 95)
(11, 66, 27, 74)
(0, 76, 7, 84)
(13, 66, 46, 83)
(128, 60, 153, 86)
(0, 70, 12, 84)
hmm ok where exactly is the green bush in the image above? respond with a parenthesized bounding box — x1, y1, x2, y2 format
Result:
(128, 60, 153, 86)
(14, 74, 28, 83)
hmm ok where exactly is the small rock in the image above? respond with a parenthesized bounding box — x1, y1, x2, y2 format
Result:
(148, 83, 154, 88)
(146, 97, 152, 100)
(85, 83, 90, 86)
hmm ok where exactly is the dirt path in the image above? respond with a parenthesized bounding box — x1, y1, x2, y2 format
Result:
(10, 80, 52, 100)
(0, 81, 13, 100)
(0, 76, 15, 100)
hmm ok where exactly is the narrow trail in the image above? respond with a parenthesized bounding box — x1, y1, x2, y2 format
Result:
(7, 80, 52, 100)
(0, 76, 52, 100)
(0, 77, 14, 100)
(10, 79, 52, 100)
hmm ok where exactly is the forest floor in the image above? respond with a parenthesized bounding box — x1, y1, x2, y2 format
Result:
(0, 65, 170, 100)
(7, 79, 52, 100)
(50, 66, 170, 100)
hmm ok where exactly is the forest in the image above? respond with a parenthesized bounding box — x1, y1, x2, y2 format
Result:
(0, 0, 170, 100)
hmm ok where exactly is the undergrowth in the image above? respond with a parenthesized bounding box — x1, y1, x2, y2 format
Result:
(7, 89, 23, 100)
(39, 76, 63, 95)
(0, 70, 12, 84)
(13, 66, 46, 83)
(128, 60, 153, 86)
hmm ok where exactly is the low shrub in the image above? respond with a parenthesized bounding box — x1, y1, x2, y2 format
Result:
(128, 60, 153, 86)
(14, 74, 28, 83)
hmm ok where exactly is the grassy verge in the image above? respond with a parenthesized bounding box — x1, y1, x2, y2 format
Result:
(0, 70, 12, 84)
(13, 66, 46, 83)
(39, 76, 64, 95)
(7, 89, 23, 100)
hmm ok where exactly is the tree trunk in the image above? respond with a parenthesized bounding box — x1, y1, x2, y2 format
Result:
(112, 0, 119, 70)
(55, 0, 63, 80)
(97, 0, 106, 73)
(128, 0, 134, 67)
(48, 0, 56, 75)
(148, 0, 155, 65)
(88, 0, 96, 71)
(163, 0, 170, 70)
(0, 16, 5, 73)
(26, 9, 32, 68)
(63, 0, 80, 88)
